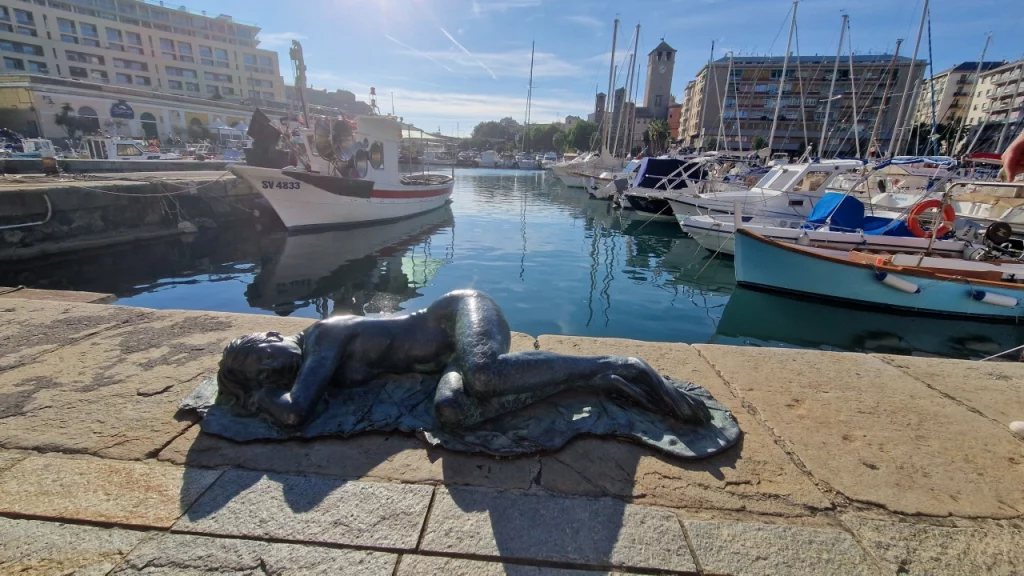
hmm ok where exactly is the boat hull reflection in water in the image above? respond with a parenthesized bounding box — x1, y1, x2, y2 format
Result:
(246, 205, 455, 317)
(717, 287, 1024, 359)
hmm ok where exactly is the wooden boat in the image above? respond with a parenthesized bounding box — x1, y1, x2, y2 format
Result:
(733, 228, 1024, 321)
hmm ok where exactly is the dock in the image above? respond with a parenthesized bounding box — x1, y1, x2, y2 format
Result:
(0, 171, 266, 261)
(0, 292, 1021, 575)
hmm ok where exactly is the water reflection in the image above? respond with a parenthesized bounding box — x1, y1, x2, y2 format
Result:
(716, 287, 1024, 359)
(246, 205, 455, 318)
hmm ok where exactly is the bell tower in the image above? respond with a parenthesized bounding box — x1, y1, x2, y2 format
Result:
(644, 39, 676, 120)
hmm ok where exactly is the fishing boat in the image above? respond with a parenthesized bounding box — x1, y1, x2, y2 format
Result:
(733, 227, 1024, 321)
(230, 42, 454, 231)
(682, 193, 968, 257)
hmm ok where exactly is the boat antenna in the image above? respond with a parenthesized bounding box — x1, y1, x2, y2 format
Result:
(767, 0, 798, 156)
(288, 40, 310, 128)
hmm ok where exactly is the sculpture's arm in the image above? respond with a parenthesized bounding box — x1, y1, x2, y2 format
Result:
(257, 326, 351, 426)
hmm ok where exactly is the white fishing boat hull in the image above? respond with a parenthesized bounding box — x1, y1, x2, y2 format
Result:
(734, 229, 1024, 321)
(231, 166, 453, 231)
(683, 215, 967, 257)
(558, 173, 589, 188)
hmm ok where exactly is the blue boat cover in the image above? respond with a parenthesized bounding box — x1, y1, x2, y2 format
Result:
(804, 192, 915, 237)
(631, 157, 708, 190)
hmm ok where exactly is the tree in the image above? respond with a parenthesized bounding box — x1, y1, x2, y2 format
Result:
(187, 123, 210, 142)
(647, 119, 669, 154)
(552, 132, 566, 152)
(751, 135, 768, 151)
(54, 103, 84, 139)
(565, 120, 598, 152)
(527, 124, 561, 152)
(472, 120, 503, 140)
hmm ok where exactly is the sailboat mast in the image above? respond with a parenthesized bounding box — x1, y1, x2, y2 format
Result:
(767, 0, 798, 154)
(731, 51, 743, 150)
(626, 25, 642, 156)
(604, 19, 620, 153)
(845, 17, 862, 158)
(868, 39, 903, 158)
(523, 40, 535, 153)
(819, 14, 846, 154)
(716, 51, 731, 151)
(889, 0, 929, 158)
(614, 26, 638, 159)
(698, 41, 714, 150)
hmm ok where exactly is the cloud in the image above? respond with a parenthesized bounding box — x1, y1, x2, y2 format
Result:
(389, 47, 581, 78)
(257, 32, 307, 49)
(471, 0, 543, 16)
(566, 15, 603, 29)
(440, 27, 497, 79)
(383, 34, 454, 73)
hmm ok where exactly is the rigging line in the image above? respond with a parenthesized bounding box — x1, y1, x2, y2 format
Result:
(925, 7, 939, 156)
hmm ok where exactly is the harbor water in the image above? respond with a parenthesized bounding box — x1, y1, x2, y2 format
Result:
(2, 168, 1020, 360)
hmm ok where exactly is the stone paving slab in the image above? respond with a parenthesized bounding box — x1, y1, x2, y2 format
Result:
(419, 485, 696, 573)
(0, 287, 115, 304)
(159, 427, 539, 491)
(0, 450, 26, 473)
(396, 555, 627, 575)
(0, 302, 312, 459)
(878, 354, 1024, 429)
(694, 345, 1024, 518)
(0, 456, 221, 528)
(110, 533, 397, 575)
(0, 516, 147, 576)
(843, 514, 1024, 576)
(683, 519, 879, 576)
(536, 336, 830, 516)
(173, 469, 434, 551)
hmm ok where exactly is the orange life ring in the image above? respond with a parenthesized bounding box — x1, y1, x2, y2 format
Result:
(907, 199, 956, 238)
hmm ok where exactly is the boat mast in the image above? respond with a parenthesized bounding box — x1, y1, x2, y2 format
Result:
(819, 14, 846, 155)
(523, 40, 535, 153)
(867, 39, 903, 158)
(604, 19, 619, 154)
(288, 40, 310, 127)
(715, 52, 729, 151)
(698, 41, 714, 151)
(768, 0, 798, 155)
(730, 51, 743, 151)
(845, 17, 862, 158)
(614, 26, 638, 159)
(626, 25, 642, 157)
(889, 0, 928, 158)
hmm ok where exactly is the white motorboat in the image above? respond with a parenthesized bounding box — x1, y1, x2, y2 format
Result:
(621, 157, 717, 221)
(587, 160, 642, 201)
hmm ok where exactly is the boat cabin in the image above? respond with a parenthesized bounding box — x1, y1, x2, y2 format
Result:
(750, 160, 864, 195)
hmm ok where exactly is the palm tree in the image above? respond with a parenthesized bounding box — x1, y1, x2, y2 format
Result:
(647, 120, 669, 155)
(751, 135, 768, 152)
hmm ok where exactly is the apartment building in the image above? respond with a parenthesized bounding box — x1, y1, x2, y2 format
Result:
(962, 58, 1024, 152)
(911, 61, 1004, 127)
(680, 54, 926, 156)
(0, 0, 284, 102)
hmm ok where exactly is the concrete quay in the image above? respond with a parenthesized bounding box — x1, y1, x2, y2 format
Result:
(0, 172, 266, 261)
(0, 293, 1023, 575)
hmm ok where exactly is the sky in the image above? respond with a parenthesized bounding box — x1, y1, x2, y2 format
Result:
(186, 0, 1021, 134)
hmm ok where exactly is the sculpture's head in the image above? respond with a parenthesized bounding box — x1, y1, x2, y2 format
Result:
(216, 331, 302, 413)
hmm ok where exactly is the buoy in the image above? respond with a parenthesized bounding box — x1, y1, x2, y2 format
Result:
(971, 290, 1018, 308)
(907, 199, 956, 238)
(1010, 421, 1024, 439)
(875, 271, 920, 294)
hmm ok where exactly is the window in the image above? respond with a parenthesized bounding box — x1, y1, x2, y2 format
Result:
(246, 78, 273, 88)
(159, 38, 174, 51)
(165, 66, 197, 78)
(262, 91, 274, 99)
(134, 75, 150, 86)
(167, 79, 182, 89)
(105, 27, 122, 42)
(68, 65, 87, 78)
(13, 9, 34, 26)
(82, 38, 100, 47)
(185, 81, 199, 92)
(16, 26, 37, 37)
(243, 53, 256, 65)
(57, 18, 75, 34)
(258, 55, 273, 67)
(248, 89, 259, 98)
(221, 86, 235, 95)
(200, 57, 214, 66)
(60, 34, 78, 44)
(89, 69, 108, 81)
(65, 50, 104, 65)
(162, 52, 176, 60)
(0, 6, 8, 20)
(113, 57, 147, 71)
(4, 57, 25, 70)
(178, 42, 192, 55)
(27, 59, 47, 73)
(214, 48, 228, 60)
(116, 143, 142, 156)
(115, 72, 131, 83)
(0, 40, 44, 56)
(180, 55, 194, 63)
(204, 71, 231, 82)
(128, 46, 143, 55)
(80, 23, 98, 38)
(0, 23, 11, 33)
(125, 31, 142, 46)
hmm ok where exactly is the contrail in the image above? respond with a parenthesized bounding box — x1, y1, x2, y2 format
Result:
(384, 34, 454, 73)
(440, 27, 497, 79)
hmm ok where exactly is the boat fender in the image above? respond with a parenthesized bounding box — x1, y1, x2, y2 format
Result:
(875, 271, 920, 294)
(971, 290, 1018, 308)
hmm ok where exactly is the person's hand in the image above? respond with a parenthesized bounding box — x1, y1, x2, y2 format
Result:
(1002, 132, 1024, 182)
